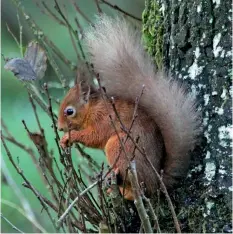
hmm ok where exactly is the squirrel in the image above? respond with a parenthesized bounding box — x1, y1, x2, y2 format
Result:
(57, 15, 201, 200)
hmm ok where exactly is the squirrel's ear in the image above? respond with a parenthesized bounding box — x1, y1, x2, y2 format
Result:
(79, 80, 90, 103)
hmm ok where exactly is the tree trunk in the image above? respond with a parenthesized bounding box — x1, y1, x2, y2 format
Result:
(143, 0, 232, 232)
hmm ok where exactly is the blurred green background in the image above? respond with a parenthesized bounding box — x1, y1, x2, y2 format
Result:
(1, 0, 144, 232)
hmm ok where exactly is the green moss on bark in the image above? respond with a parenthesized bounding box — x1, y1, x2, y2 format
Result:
(142, 0, 164, 69)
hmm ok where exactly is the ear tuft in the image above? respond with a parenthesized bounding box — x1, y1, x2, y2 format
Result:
(79, 80, 90, 103)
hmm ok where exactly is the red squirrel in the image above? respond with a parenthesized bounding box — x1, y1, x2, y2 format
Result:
(57, 16, 201, 200)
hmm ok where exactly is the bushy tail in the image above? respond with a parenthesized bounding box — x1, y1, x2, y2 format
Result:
(85, 15, 201, 186)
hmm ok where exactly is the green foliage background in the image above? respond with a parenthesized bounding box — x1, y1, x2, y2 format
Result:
(1, 0, 144, 232)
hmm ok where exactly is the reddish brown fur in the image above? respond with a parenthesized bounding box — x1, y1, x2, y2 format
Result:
(58, 84, 164, 200)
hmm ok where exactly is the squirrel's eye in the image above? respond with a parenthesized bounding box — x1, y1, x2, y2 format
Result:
(64, 106, 76, 117)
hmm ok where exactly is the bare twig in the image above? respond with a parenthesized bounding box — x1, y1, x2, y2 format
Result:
(77, 169, 102, 211)
(1, 158, 39, 231)
(74, 17, 84, 38)
(75, 144, 101, 171)
(57, 169, 72, 218)
(100, 0, 141, 21)
(16, 12, 23, 57)
(97, 165, 112, 232)
(94, 0, 103, 14)
(25, 87, 51, 116)
(80, 212, 87, 233)
(42, 1, 66, 26)
(70, 0, 92, 24)
(143, 195, 161, 233)
(67, 19, 81, 61)
(1, 134, 59, 232)
(33, 2, 77, 70)
(1, 213, 24, 233)
(57, 180, 98, 224)
(23, 182, 58, 212)
(144, 153, 181, 233)
(1, 134, 36, 160)
(64, 175, 73, 233)
(109, 170, 126, 232)
(46, 39, 77, 70)
(6, 23, 20, 48)
(54, 0, 86, 61)
(1, 121, 53, 188)
(44, 83, 60, 141)
(35, 1, 78, 70)
(128, 161, 153, 233)
(28, 92, 44, 135)
(1, 199, 47, 233)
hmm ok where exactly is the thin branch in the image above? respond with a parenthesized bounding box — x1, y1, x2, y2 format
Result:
(97, 166, 112, 232)
(128, 161, 153, 233)
(42, 1, 66, 26)
(16, 12, 23, 57)
(26, 87, 50, 117)
(28, 92, 44, 136)
(1, 134, 59, 232)
(144, 153, 181, 233)
(1, 199, 47, 233)
(35, 2, 79, 70)
(109, 170, 126, 232)
(77, 169, 102, 211)
(1, 213, 24, 233)
(45, 37, 77, 70)
(57, 180, 98, 224)
(44, 83, 60, 141)
(1, 158, 38, 231)
(67, 19, 81, 61)
(54, 0, 86, 61)
(74, 17, 84, 38)
(143, 195, 161, 233)
(6, 23, 20, 48)
(75, 144, 101, 171)
(22, 182, 58, 212)
(1, 134, 36, 159)
(53, 156, 65, 184)
(100, 0, 141, 21)
(21, 120, 63, 191)
(33, 2, 77, 70)
(70, 0, 92, 24)
(1, 121, 53, 188)
(94, 0, 103, 14)
(64, 174, 73, 233)
(57, 169, 72, 218)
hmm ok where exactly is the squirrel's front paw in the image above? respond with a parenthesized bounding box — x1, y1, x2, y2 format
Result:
(60, 133, 73, 149)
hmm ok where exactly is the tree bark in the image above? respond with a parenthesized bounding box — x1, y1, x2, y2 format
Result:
(143, 0, 232, 232)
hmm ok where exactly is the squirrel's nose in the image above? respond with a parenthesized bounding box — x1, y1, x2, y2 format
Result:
(57, 123, 63, 131)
